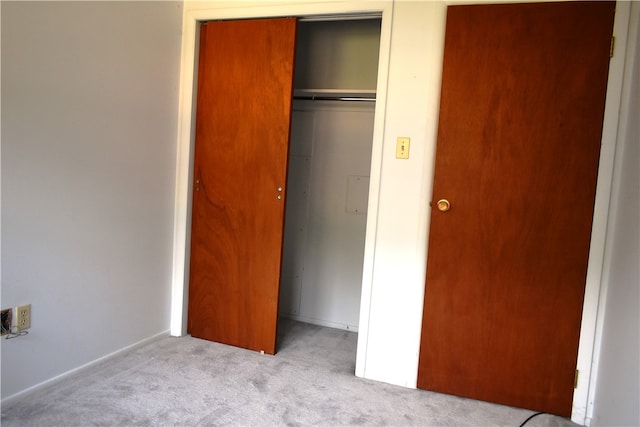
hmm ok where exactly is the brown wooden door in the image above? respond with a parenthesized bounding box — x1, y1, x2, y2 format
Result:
(188, 18, 297, 355)
(417, 2, 615, 417)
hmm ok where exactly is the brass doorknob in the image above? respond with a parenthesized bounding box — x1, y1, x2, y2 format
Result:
(436, 199, 451, 212)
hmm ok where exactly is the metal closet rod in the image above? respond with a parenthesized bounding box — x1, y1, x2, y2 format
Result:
(297, 13, 382, 22)
(293, 95, 376, 102)
(293, 90, 377, 102)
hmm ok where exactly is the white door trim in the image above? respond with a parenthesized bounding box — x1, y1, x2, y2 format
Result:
(577, 2, 634, 425)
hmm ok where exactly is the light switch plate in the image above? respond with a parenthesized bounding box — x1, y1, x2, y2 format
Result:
(396, 137, 410, 159)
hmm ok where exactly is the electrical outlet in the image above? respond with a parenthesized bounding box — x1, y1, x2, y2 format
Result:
(1, 309, 12, 336)
(15, 304, 31, 331)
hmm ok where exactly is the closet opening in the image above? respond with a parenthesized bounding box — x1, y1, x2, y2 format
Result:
(277, 17, 382, 369)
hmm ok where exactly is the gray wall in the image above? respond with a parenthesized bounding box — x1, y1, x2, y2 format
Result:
(1, 1, 182, 398)
(592, 4, 640, 425)
(294, 19, 380, 91)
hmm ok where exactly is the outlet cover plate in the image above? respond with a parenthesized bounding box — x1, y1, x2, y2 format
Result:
(15, 304, 31, 331)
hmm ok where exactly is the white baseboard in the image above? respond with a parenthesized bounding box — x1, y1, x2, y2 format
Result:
(280, 313, 358, 333)
(1, 330, 170, 406)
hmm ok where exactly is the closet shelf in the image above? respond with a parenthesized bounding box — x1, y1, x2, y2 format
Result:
(293, 89, 376, 102)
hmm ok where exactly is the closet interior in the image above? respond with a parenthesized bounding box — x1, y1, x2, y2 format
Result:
(278, 17, 382, 337)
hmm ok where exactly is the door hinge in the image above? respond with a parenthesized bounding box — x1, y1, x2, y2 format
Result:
(574, 369, 579, 389)
(610, 36, 615, 58)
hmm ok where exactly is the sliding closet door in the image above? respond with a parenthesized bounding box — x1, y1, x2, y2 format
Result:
(188, 18, 297, 354)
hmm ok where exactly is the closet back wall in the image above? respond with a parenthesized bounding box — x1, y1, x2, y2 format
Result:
(294, 19, 381, 90)
(279, 20, 381, 331)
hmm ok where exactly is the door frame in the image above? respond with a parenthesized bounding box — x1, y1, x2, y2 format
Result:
(169, 0, 394, 358)
(169, 1, 633, 425)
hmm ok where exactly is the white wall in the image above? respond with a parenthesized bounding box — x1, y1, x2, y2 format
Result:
(591, 4, 640, 426)
(280, 102, 375, 330)
(354, 1, 446, 388)
(1, 1, 183, 399)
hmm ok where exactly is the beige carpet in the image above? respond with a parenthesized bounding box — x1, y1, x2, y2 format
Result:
(1, 319, 579, 426)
